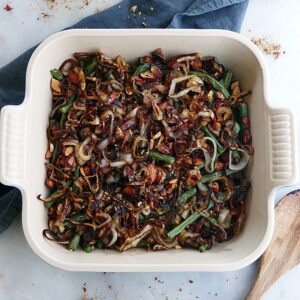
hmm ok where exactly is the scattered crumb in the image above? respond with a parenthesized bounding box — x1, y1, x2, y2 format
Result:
(226, 278, 229, 282)
(3, 4, 13, 11)
(235, 277, 238, 280)
(138, 11, 141, 15)
(142, 22, 147, 27)
(95, 7, 101, 13)
(150, 7, 154, 11)
(130, 5, 137, 13)
(154, 276, 164, 284)
(189, 280, 194, 284)
(215, 293, 218, 296)
(161, 292, 169, 300)
(179, 288, 182, 292)
(251, 37, 284, 59)
(82, 283, 94, 300)
(108, 285, 112, 289)
(41, 12, 50, 18)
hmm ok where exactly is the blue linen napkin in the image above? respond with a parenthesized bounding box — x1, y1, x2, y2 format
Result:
(0, 0, 248, 233)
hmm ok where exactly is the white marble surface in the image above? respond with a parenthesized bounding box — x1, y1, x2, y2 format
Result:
(0, 0, 300, 299)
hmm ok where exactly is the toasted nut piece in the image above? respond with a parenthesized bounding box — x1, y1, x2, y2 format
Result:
(51, 78, 61, 93)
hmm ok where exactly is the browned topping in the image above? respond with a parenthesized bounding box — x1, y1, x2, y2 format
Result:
(42, 49, 252, 254)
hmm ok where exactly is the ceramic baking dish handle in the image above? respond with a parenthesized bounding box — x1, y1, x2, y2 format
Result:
(269, 107, 298, 189)
(0, 104, 27, 188)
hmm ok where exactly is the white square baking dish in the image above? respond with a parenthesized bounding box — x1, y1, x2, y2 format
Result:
(0, 29, 298, 272)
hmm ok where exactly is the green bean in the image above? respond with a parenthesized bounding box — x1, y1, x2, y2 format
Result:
(138, 214, 145, 223)
(201, 169, 244, 184)
(231, 150, 241, 163)
(59, 94, 77, 129)
(62, 220, 73, 228)
(59, 94, 77, 114)
(137, 240, 149, 248)
(158, 207, 170, 216)
(223, 70, 233, 89)
(201, 126, 225, 154)
(44, 198, 58, 209)
(207, 200, 215, 210)
(138, 57, 145, 64)
(179, 188, 197, 204)
(72, 183, 79, 195)
(96, 240, 103, 249)
(66, 179, 72, 187)
(199, 212, 217, 224)
(114, 245, 121, 252)
(217, 191, 227, 201)
(50, 142, 59, 164)
(43, 190, 64, 209)
(67, 233, 80, 251)
(167, 213, 200, 239)
(59, 103, 73, 115)
(84, 56, 97, 76)
(165, 170, 174, 181)
(134, 63, 151, 76)
(59, 113, 67, 129)
(189, 71, 230, 99)
(114, 172, 122, 183)
(225, 169, 242, 176)
(107, 73, 115, 81)
(82, 244, 94, 253)
(238, 102, 251, 144)
(200, 171, 224, 183)
(49, 119, 57, 125)
(70, 213, 86, 222)
(239, 102, 248, 119)
(50, 69, 63, 81)
(74, 165, 80, 178)
(232, 122, 240, 134)
(149, 151, 175, 164)
(51, 226, 59, 234)
(199, 245, 207, 252)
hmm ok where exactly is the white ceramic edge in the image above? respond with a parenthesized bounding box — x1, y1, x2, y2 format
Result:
(5, 29, 297, 271)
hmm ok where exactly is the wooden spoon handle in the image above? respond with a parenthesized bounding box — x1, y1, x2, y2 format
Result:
(246, 192, 300, 300)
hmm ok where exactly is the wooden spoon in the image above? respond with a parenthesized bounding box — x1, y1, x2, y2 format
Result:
(246, 191, 300, 300)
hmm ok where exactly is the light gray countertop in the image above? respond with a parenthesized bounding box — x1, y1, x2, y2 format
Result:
(0, 0, 300, 299)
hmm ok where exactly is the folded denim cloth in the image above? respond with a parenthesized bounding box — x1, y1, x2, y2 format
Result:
(0, 0, 248, 233)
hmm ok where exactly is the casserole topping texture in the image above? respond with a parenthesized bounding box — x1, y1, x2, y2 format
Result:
(40, 49, 253, 252)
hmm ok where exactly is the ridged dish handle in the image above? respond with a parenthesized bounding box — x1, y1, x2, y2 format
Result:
(269, 107, 298, 190)
(0, 104, 27, 188)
